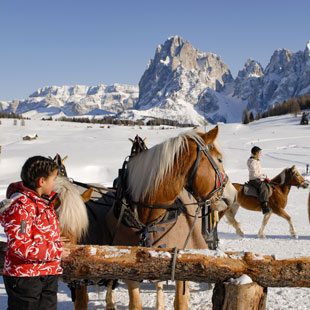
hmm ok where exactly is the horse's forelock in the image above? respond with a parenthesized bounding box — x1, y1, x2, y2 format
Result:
(127, 129, 204, 201)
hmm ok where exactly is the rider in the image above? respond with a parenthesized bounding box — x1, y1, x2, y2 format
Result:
(247, 146, 271, 214)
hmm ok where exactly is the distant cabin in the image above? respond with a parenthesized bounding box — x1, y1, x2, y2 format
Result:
(23, 134, 38, 141)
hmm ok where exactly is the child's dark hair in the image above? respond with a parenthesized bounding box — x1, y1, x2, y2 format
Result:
(21, 156, 58, 190)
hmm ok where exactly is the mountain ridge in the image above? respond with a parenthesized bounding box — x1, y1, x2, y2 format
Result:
(1, 37, 310, 124)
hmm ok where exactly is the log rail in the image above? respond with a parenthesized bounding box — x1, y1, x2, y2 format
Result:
(0, 241, 309, 287)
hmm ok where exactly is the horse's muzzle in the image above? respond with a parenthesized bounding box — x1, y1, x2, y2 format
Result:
(301, 181, 310, 189)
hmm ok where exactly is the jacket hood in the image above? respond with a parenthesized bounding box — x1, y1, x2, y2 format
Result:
(6, 181, 38, 199)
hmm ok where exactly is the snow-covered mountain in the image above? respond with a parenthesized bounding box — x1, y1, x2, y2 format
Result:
(0, 84, 139, 119)
(1, 37, 310, 124)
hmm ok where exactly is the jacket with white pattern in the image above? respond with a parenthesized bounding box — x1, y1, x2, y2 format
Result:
(0, 181, 63, 277)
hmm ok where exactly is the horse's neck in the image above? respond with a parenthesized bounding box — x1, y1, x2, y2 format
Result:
(137, 154, 193, 224)
(137, 175, 185, 224)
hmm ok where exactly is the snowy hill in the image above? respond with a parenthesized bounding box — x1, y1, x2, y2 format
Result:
(0, 115, 310, 309)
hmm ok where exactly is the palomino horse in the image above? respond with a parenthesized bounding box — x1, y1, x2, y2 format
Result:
(221, 165, 309, 238)
(52, 153, 118, 310)
(106, 126, 237, 310)
(54, 176, 120, 310)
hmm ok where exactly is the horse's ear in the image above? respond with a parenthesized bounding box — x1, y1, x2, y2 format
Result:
(62, 155, 68, 162)
(291, 165, 296, 171)
(128, 138, 134, 143)
(203, 126, 219, 143)
(81, 188, 93, 202)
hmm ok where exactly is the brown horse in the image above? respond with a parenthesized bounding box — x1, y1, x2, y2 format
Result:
(105, 126, 237, 310)
(221, 165, 309, 238)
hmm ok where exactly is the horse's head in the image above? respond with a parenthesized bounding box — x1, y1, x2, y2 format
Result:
(51, 153, 68, 177)
(126, 126, 237, 216)
(128, 135, 148, 157)
(288, 165, 309, 189)
(185, 126, 237, 210)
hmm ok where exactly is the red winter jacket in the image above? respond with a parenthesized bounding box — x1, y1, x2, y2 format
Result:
(0, 182, 63, 277)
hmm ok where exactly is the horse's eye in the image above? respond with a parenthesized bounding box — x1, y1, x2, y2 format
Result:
(218, 158, 223, 163)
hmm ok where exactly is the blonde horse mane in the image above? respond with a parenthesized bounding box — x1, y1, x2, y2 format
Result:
(127, 128, 208, 201)
(54, 176, 89, 241)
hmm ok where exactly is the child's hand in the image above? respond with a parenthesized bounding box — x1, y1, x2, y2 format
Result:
(61, 248, 71, 260)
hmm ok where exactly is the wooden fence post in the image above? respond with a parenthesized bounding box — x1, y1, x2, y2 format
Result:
(212, 282, 267, 310)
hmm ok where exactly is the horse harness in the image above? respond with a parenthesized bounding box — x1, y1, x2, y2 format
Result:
(112, 138, 228, 250)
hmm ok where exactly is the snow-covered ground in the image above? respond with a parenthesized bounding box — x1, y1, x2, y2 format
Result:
(0, 115, 310, 309)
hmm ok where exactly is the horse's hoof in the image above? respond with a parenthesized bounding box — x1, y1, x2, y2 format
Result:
(293, 234, 299, 239)
(237, 230, 245, 238)
(258, 234, 266, 239)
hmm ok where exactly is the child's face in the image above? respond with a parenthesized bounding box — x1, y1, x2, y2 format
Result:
(39, 169, 58, 196)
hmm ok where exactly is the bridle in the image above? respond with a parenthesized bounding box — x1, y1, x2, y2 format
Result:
(185, 139, 228, 206)
(288, 168, 307, 188)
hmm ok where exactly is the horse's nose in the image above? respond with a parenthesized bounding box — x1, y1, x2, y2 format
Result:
(302, 181, 310, 188)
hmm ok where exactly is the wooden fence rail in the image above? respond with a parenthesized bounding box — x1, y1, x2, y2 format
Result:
(0, 241, 310, 287)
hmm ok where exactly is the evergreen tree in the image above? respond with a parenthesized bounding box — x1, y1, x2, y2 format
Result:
(249, 112, 254, 122)
(242, 109, 250, 124)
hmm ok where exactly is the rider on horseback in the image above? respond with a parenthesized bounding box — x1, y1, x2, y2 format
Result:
(247, 146, 271, 214)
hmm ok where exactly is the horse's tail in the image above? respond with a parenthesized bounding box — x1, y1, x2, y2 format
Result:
(308, 191, 310, 224)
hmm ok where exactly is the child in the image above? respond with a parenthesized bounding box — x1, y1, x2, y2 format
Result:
(0, 155, 70, 310)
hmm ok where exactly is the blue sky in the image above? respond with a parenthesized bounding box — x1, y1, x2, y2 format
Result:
(1, 0, 310, 101)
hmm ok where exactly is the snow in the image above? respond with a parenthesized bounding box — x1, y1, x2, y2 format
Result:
(228, 274, 253, 285)
(0, 114, 310, 309)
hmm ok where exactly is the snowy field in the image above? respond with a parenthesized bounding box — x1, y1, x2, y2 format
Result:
(0, 115, 310, 309)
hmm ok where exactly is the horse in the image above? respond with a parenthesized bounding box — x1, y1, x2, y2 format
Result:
(103, 125, 237, 310)
(54, 126, 238, 310)
(51, 152, 120, 310)
(221, 165, 309, 238)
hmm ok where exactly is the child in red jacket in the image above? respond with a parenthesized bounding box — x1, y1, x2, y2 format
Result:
(0, 155, 70, 310)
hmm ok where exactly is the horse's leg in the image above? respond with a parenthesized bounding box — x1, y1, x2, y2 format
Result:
(173, 281, 190, 310)
(106, 281, 117, 310)
(125, 280, 142, 310)
(224, 203, 244, 237)
(258, 212, 272, 238)
(156, 281, 165, 310)
(275, 209, 298, 239)
(74, 287, 88, 310)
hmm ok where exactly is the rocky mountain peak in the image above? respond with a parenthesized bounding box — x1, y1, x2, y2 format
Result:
(304, 40, 310, 61)
(236, 59, 263, 80)
(264, 48, 293, 75)
(136, 35, 233, 115)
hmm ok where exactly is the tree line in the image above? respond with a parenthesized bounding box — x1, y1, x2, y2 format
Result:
(47, 116, 193, 127)
(242, 94, 310, 124)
